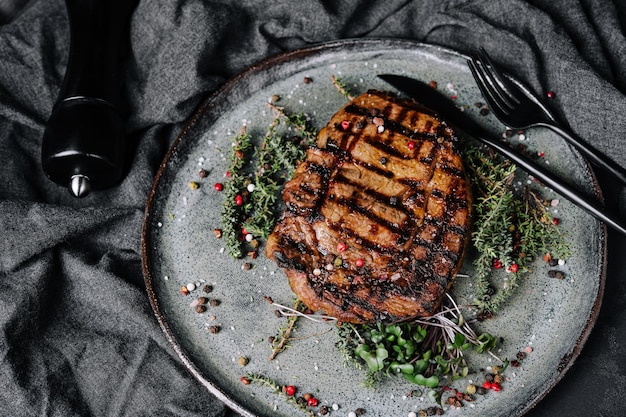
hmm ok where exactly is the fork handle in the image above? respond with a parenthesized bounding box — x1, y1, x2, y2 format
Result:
(538, 122, 626, 186)
(479, 133, 626, 236)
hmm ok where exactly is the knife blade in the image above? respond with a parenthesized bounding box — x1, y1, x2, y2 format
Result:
(378, 73, 626, 237)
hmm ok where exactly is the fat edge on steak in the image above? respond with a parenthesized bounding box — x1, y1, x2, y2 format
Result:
(266, 90, 472, 323)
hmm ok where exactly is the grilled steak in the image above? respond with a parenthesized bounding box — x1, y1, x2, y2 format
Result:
(265, 90, 472, 323)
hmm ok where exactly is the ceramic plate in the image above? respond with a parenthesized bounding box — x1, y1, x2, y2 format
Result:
(142, 39, 606, 417)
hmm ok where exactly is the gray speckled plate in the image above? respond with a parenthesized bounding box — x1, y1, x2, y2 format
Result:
(141, 39, 606, 417)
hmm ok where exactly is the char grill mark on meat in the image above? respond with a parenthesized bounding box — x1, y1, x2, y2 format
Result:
(266, 90, 472, 323)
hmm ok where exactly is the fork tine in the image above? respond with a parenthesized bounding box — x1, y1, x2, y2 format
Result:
(476, 48, 522, 106)
(468, 57, 513, 116)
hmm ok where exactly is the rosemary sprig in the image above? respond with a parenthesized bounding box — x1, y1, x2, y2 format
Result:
(220, 127, 253, 259)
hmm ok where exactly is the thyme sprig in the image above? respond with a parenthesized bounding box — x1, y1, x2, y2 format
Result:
(267, 102, 317, 145)
(242, 108, 313, 239)
(464, 145, 570, 312)
(268, 299, 304, 361)
(220, 104, 316, 257)
(220, 127, 253, 259)
(243, 372, 316, 417)
(331, 75, 354, 100)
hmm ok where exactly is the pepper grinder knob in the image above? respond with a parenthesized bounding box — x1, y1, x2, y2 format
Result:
(70, 174, 91, 198)
(41, 0, 138, 197)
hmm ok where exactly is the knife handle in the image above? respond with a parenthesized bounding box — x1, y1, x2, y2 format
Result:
(41, 0, 138, 197)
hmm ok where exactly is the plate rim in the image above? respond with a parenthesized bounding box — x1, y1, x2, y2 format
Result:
(141, 38, 607, 417)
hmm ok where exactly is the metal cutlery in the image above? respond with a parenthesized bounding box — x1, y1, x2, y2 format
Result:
(378, 73, 626, 237)
(468, 47, 626, 186)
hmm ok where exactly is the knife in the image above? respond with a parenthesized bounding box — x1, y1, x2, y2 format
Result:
(378, 73, 626, 237)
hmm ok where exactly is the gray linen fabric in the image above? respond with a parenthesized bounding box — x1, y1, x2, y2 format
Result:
(0, 0, 625, 416)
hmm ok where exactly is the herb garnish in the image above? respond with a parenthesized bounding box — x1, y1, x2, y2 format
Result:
(268, 299, 304, 361)
(242, 106, 314, 239)
(242, 372, 316, 417)
(337, 295, 501, 390)
(331, 75, 354, 100)
(220, 127, 253, 259)
(464, 145, 570, 313)
(221, 104, 316, 255)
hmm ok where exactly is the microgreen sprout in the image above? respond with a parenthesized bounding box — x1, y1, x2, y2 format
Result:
(336, 294, 501, 390)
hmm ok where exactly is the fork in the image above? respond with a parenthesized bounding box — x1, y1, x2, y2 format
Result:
(468, 47, 626, 186)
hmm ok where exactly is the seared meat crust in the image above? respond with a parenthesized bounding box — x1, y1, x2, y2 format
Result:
(266, 90, 472, 323)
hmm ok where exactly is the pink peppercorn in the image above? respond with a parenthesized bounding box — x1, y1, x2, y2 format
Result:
(235, 195, 243, 206)
(341, 120, 350, 130)
(214, 183, 223, 191)
(337, 242, 347, 252)
(407, 141, 416, 150)
(546, 91, 556, 99)
(355, 258, 364, 267)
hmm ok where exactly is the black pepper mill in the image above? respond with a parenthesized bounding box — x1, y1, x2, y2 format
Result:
(41, 0, 138, 197)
